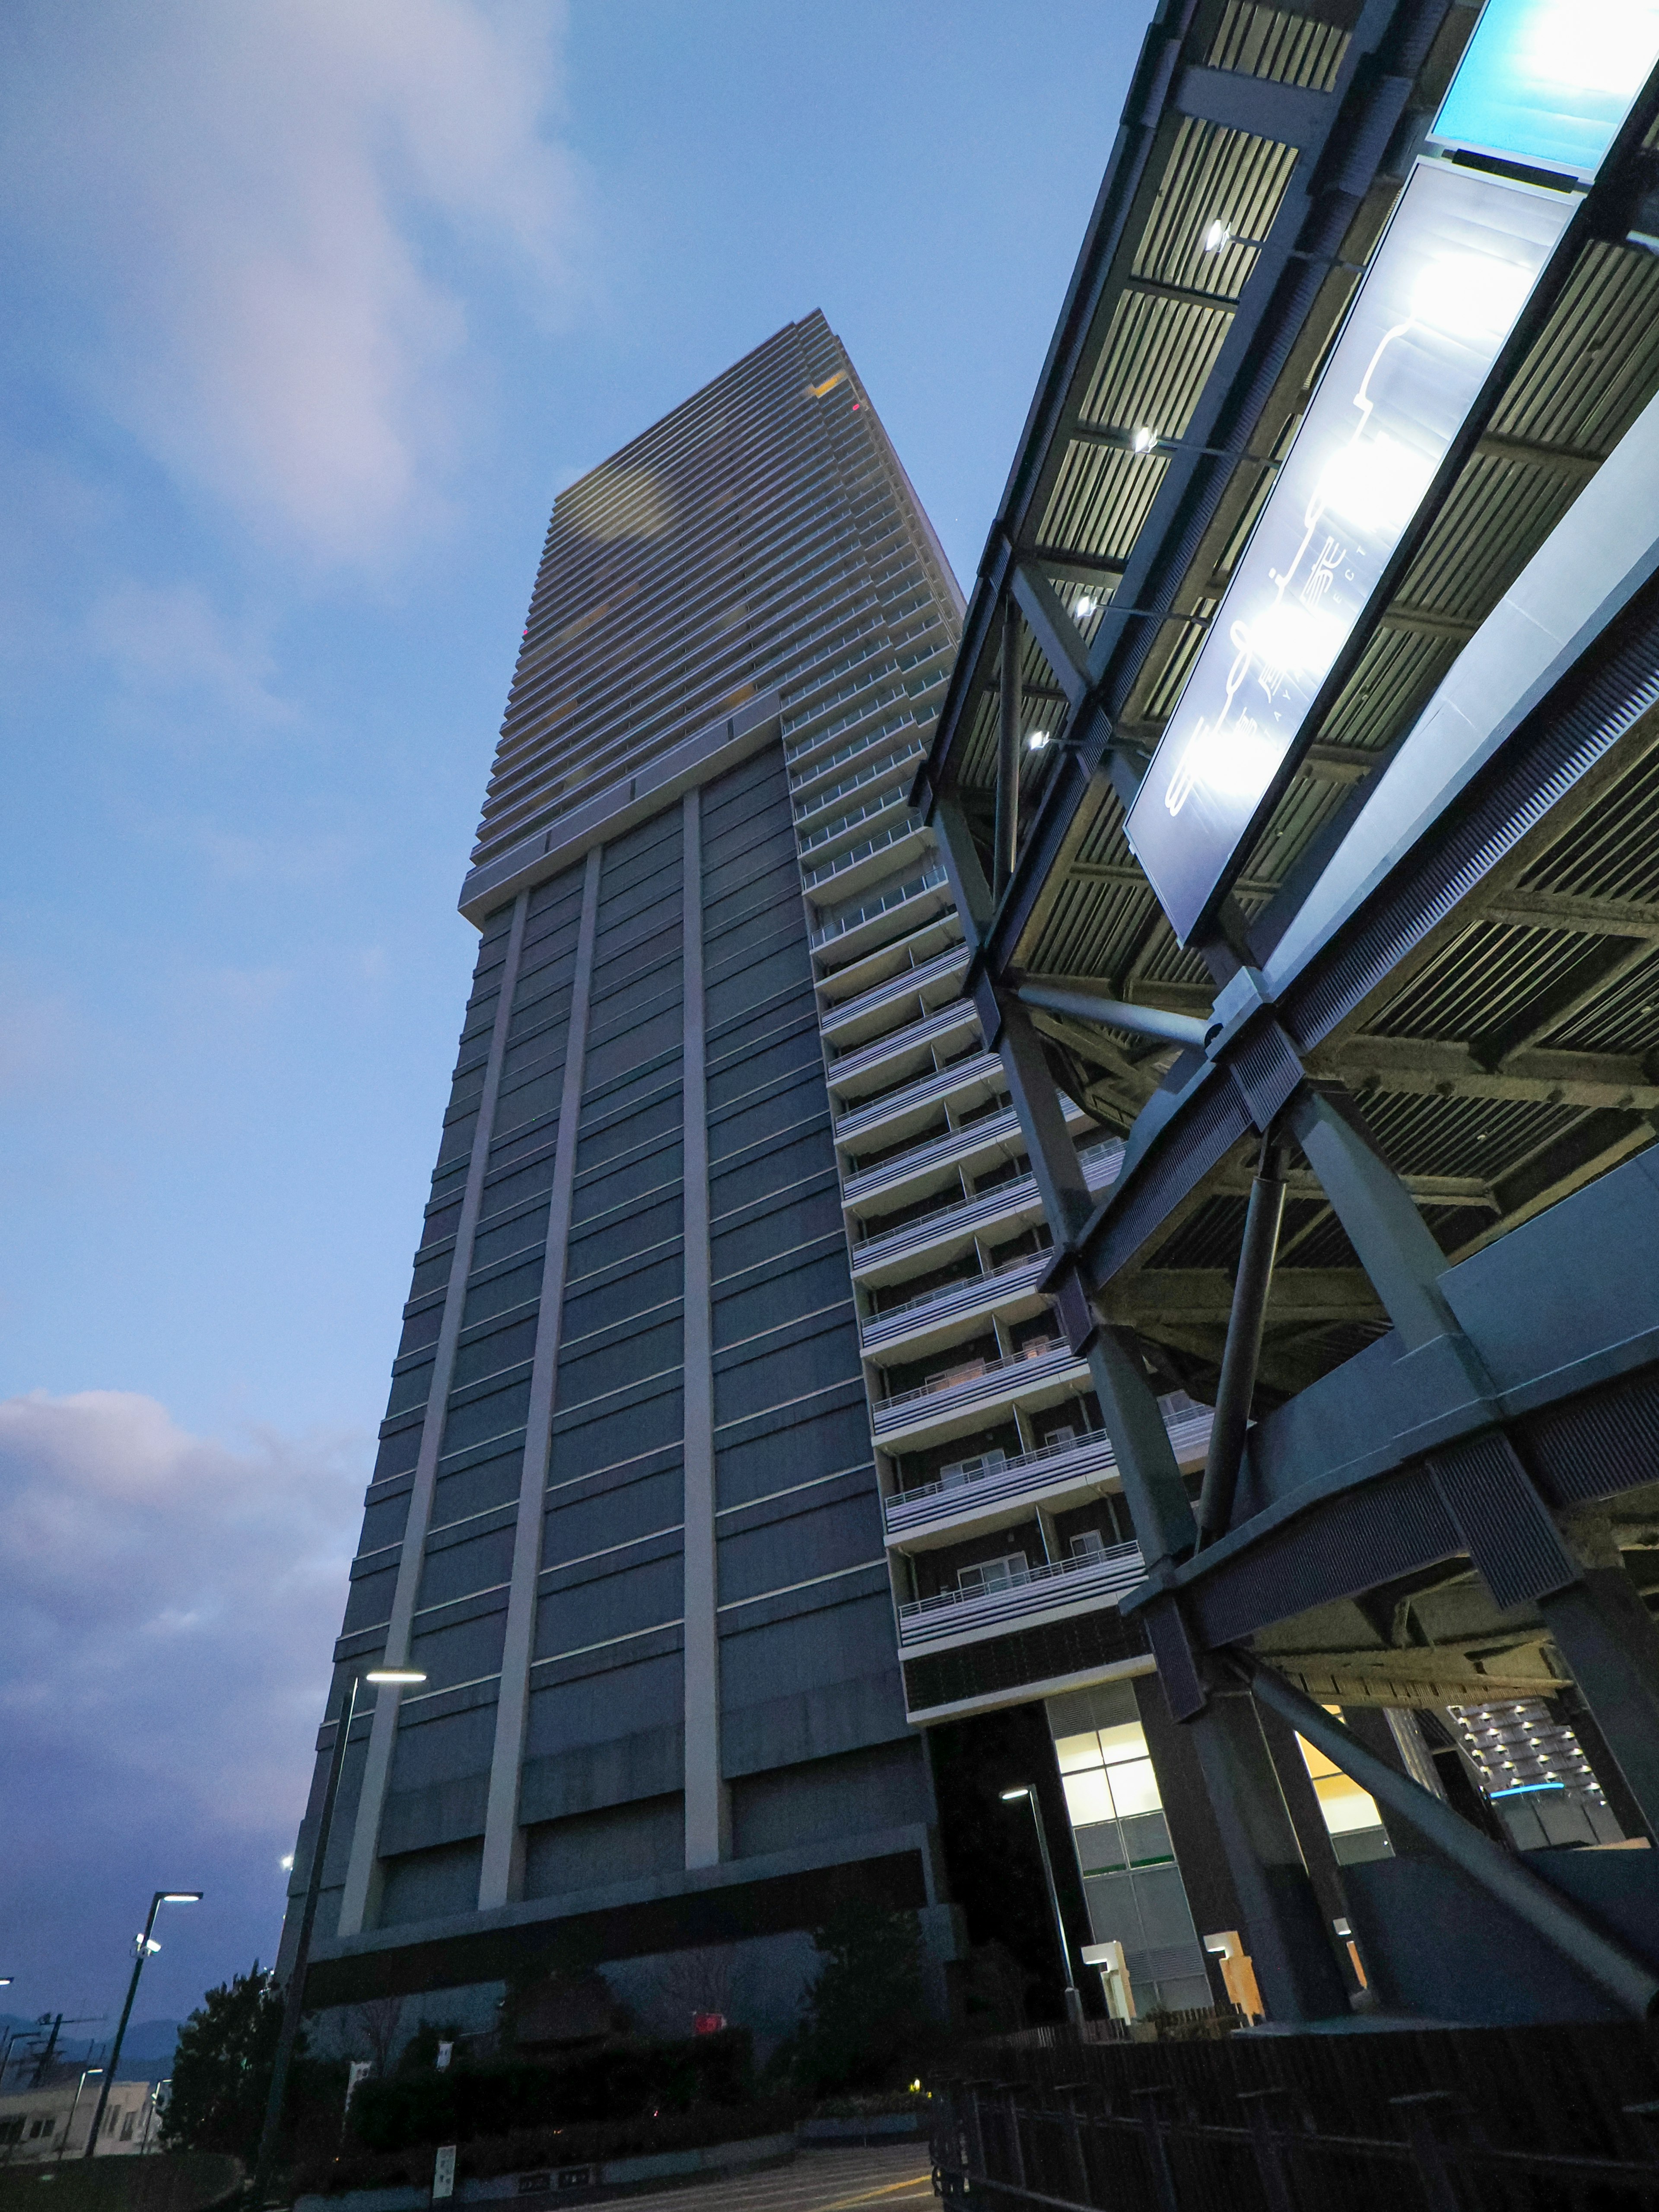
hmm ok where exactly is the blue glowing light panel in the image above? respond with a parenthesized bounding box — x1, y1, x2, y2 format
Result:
(1432, 0, 1659, 179)
(1122, 162, 1571, 945)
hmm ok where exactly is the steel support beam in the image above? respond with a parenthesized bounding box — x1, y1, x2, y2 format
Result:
(995, 601, 1021, 899)
(987, 988, 1198, 1567)
(1242, 1655, 1659, 2018)
(1011, 562, 1093, 710)
(1287, 1087, 1465, 1354)
(1536, 1511, 1659, 1842)
(983, 976, 1350, 2021)
(1196, 1135, 1287, 1548)
(1182, 1687, 1354, 2021)
(1017, 981, 1209, 1050)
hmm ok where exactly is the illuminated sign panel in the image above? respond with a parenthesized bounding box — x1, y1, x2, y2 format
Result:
(1123, 162, 1571, 945)
(1431, 0, 1659, 179)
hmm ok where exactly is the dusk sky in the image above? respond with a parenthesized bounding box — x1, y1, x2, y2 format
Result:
(0, 0, 1155, 2033)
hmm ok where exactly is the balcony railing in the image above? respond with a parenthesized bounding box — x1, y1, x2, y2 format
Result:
(797, 782, 911, 857)
(896, 1541, 1147, 1647)
(849, 1138, 1124, 1274)
(794, 740, 924, 832)
(871, 1339, 1086, 1438)
(861, 1250, 1050, 1352)
(826, 999, 979, 1096)
(882, 1408, 1214, 1541)
(842, 1096, 1081, 1210)
(811, 862, 950, 952)
(835, 1051, 1003, 1150)
(801, 816, 929, 893)
(819, 943, 970, 1039)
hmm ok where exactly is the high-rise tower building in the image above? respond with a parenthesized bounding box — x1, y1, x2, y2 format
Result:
(285, 315, 1247, 2037)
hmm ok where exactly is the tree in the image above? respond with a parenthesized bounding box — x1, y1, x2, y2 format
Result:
(789, 1902, 929, 2096)
(162, 1962, 289, 2158)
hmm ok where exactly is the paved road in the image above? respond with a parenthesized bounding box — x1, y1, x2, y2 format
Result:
(612, 2143, 935, 2211)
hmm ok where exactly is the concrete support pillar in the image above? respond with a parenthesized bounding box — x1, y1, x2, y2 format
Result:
(477, 848, 603, 1909)
(338, 890, 531, 1937)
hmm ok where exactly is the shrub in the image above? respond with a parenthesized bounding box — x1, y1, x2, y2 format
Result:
(343, 2027, 753, 2153)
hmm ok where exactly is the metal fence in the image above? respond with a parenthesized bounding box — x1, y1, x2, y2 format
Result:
(931, 2024, 1659, 2212)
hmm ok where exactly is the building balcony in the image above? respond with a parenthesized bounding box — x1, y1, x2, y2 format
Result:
(834, 1051, 1005, 1155)
(841, 1096, 1086, 1217)
(825, 999, 979, 1106)
(793, 739, 923, 835)
(801, 818, 932, 902)
(811, 862, 953, 967)
(796, 779, 912, 860)
(786, 696, 922, 790)
(861, 1250, 1049, 1357)
(871, 1338, 1089, 1451)
(818, 942, 970, 1045)
(895, 1541, 1148, 1651)
(849, 1138, 1123, 1286)
(883, 1407, 1214, 1551)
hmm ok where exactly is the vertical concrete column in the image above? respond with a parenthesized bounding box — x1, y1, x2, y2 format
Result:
(337, 891, 531, 1938)
(477, 847, 603, 1909)
(681, 788, 729, 1868)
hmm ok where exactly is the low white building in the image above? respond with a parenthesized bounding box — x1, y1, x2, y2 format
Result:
(0, 2078, 164, 2161)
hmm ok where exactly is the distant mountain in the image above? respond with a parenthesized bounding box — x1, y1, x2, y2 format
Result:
(0, 2017, 180, 2082)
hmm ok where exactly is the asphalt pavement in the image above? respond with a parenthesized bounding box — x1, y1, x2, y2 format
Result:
(606, 2143, 935, 2211)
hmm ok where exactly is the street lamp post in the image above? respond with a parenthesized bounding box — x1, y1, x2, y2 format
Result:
(84, 1894, 201, 2157)
(60, 2068, 102, 2160)
(252, 1666, 425, 2204)
(1001, 1785, 1085, 2027)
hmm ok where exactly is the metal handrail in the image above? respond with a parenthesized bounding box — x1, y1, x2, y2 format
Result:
(863, 1249, 1049, 1338)
(835, 1051, 1003, 1146)
(820, 944, 971, 1038)
(898, 1541, 1146, 1626)
(887, 1429, 1113, 1512)
(794, 740, 924, 830)
(812, 863, 950, 948)
(877, 1338, 1078, 1422)
(851, 1139, 1123, 1265)
(828, 1000, 979, 1093)
(802, 814, 928, 891)
(934, 2082, 1659, 2211)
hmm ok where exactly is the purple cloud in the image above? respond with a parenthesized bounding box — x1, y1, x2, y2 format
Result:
(0, 1390, 361, 2024)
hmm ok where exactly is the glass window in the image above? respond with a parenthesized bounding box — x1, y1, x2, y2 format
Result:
(1105, 1757, 1162, 1818)
(1097, 1720, 1148, 1765)
(1313, 1771, 1386, 1835)
(1055, 1730, 1104, 1773)
(1062, 1768, 1116, 1826)
(1132, 1860, 1201, 1949)
(1298, 1728, 1389, 1841)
